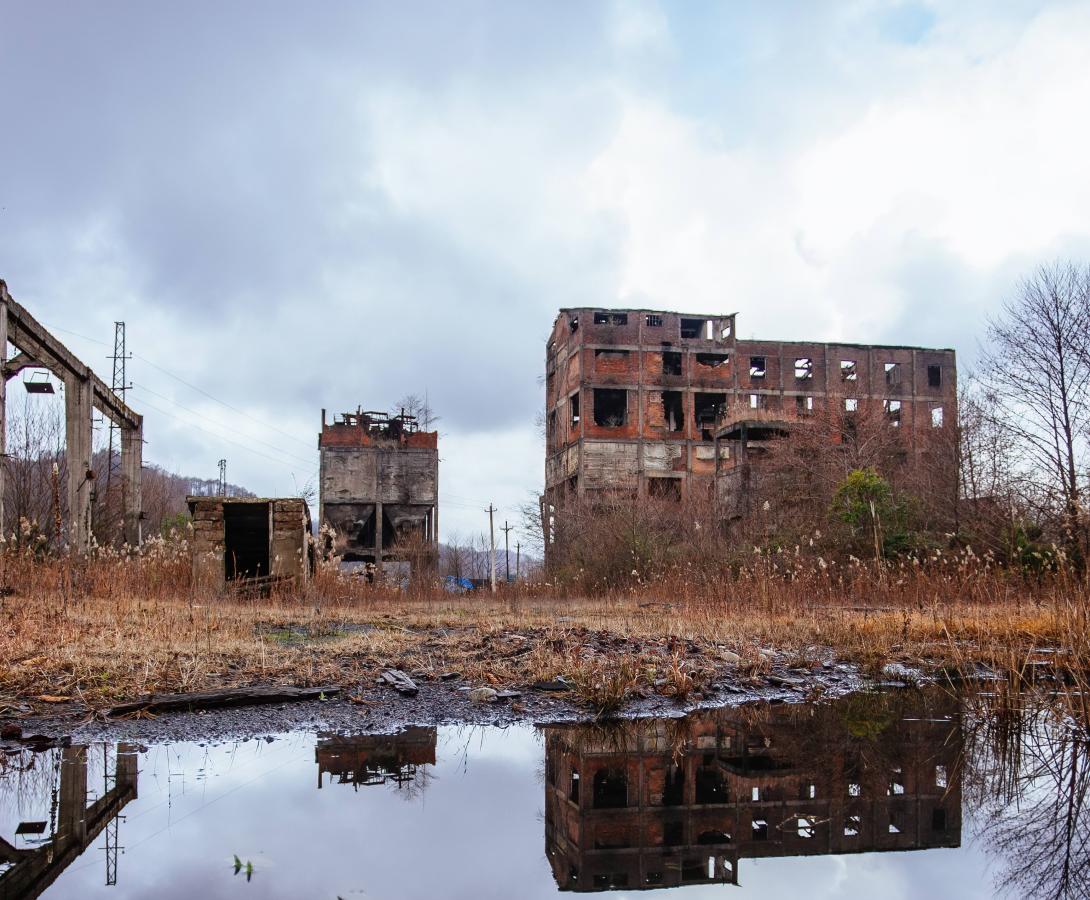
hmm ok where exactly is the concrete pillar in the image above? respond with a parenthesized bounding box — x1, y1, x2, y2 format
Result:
(120, 424, 143, 547)
(374, 500, 383, 564)
(0, 298, 7, 538)
(58, 746, 88, 843)
(64, 374, 93, 552)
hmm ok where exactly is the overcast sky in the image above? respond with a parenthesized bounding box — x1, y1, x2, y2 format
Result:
(3, 0, 1090, 543)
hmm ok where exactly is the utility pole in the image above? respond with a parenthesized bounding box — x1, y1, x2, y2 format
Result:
(515, 541, 521, 582)
(105, 322, 131, 498)
(501, 520, 513, 583)
(217, 459, 227, 496)
(487, 504, 497, 593)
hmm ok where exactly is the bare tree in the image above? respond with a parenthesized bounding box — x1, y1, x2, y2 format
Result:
(392, 394, 440, 430)
(979, 262, 1090, 564)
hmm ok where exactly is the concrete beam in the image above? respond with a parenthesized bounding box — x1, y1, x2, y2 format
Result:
(3, 351, 38, 380)
(64, 374, 93, 553)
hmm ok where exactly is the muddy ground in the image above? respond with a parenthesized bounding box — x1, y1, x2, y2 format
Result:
(0, 654, 915, 747)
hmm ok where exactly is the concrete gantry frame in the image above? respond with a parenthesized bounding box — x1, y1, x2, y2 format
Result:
(0, 280, 144, 550)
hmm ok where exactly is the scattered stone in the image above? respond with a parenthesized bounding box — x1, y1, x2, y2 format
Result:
(495, 690, 522, 700)
(468, 687, 498, 704)
(378, 670, 419, 697)
(721, 651, 742, 665)
(438, 672, 461, 681)
(768, 674, 804, 688)
(531, 679, 571, 692)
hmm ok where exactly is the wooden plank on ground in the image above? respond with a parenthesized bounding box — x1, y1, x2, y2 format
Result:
(106, 685, 339, 717)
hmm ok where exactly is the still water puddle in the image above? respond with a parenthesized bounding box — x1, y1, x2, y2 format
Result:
(0, 689, 1085, 899)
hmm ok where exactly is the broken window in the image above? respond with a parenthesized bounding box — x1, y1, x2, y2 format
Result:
(694, 767, 729, 804)
(750, 356, 766, 379)
(720, 320, 732, 340)
(931, 404, 944, 428)
(697, 830, 730, 845)
(696, 353, 729, 368)
(752, 819, 768, 841)
(796, 396, 814, 416)
(694, 393, 726, 436)
(649, 478, 681, 501)
(797, 817, 815, 838)
(664, 820, 684, 846)
(662, 391, 683, 432)
(749, 393, 761, 410)
(844, 398, 858, 413)
(841, 360, 857, 381)
(885, 399, 902, 426)
(889, 769, 905, 795)
(935, 765, 948, 789)
(844, 815, 861, 837)
(570, 770, 580, 802)
(593, 311, 628, 325)
(594, 349, 630, 360)
(570, 392, 580, 429)
(848, 782, 861, 797)
(548, 410, 557, 443)
(794, 357, 813, 379)
(928, 364, 942, 388)
(680, 318, 703, 339)
(663, 765, 685, 806)
(593, 768, 628, 809)
(646, 313, 663, 327)
(662, 351, 682, 375)
(932, 808, 947, 831)
(885, 362, 901, 385)
(593, 388, 627, 427)
(569, 315, 579, 333)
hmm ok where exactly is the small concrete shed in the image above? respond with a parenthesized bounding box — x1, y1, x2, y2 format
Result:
(187, 496, 312, 591)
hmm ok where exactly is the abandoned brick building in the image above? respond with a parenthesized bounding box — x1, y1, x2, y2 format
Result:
(543, 694, 961, 891)
(318, 408, 439, 569)
(315, 726, 437, 790)
(543, 308, 956, 548)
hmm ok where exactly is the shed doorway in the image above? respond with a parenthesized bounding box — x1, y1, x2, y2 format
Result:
(224, 502, 270, 580)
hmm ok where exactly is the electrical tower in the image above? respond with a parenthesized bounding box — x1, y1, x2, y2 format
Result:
(105, 322, 131, 494)
(217, 459, 227, 496)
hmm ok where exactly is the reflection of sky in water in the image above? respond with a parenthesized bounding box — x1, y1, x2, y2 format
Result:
(0, 711, 1060, 900)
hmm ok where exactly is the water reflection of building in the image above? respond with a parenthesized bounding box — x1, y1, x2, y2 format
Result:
(543, 693, 961, 891)
(316, 727, 437, 790)
(0, 744, 138, 900)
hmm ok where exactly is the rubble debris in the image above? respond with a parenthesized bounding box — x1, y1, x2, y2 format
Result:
(378, 670, 420, 697)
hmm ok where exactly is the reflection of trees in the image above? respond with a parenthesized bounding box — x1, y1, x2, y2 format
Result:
(965, 697, 1089, 900)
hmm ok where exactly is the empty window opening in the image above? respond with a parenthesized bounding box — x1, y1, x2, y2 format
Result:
(645, 872, 664, 886)
(593, 874, 628, 889)
(569, 315, 579, 333)
(750, 356, 766, 379)
(845, 398, 858, 413)
(885, 362, 900, 385)
(752, 819, 768, 841)
(694, 767, 729, 804)
(646, 313, 663, 327)
(566, 473, 578, 496)
(844, 815, 861, 837)
(848, 782, 861, 797)
(935, 765, 948, 789)
(694, 393, 726, 436)
(569, 770, 580, 803)
(749, 394, 760, 410)
(705, 319, 715, 340)
(797, 817, 815, 838)
(932, 808, 947, 831)
(751, 786, 760, 801)
(885, 399, 902, 426)
(698, 830, 730, 846)
(662, 351, 683, 375)
(663, 765, 684, 806)
(841, 360, 857, 381)
(593, 768, 628, 809)
(570, 393, 580, 429)
(889, 821, 901, 834)
(594, 311, 628, 325)
(224, 503, 270, 580)
(794, 357, 813, 379)
(662, 391, 683, 432)
(807, 784, 816, 799)
(548, 410, 557, 443)
(593, 389, 627, 427)
(889, 769, 905, 795)
(931, 405, 944, 428)
(720, 321, 733, 340)
(796, 396, 814, 416)
(664, 821, 684, 846)
(680, 318, 704, 339)
(594, 348, 630, 360)
(649, 478, 682, 501)
(928, 364, 942, 388)
(696, 353, 730, 368)
(681, 860, 706, 882)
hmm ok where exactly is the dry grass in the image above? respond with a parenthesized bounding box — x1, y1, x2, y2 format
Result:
(0, 540, 1086, 719)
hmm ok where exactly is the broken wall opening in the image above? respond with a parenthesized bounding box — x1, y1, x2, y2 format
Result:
(593, 388, 628, 427)
(662, 391, 683, 432)
(224, 502, 270, 580)
(694, 393, 726, 439)
(662, 351, 682, 375)
(648, 477, 682, 501)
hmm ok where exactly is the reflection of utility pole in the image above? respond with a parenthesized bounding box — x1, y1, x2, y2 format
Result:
(487, 505, 497, 593)
(501, 521, 513, 583)
(217, 459, 227, 496)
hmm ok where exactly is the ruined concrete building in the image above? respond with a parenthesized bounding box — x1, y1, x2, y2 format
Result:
(318, 408, 439, 569)
(188, 496, 312, 590)
(544, 695, 961, 890)
(544, 308, 956, 541)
